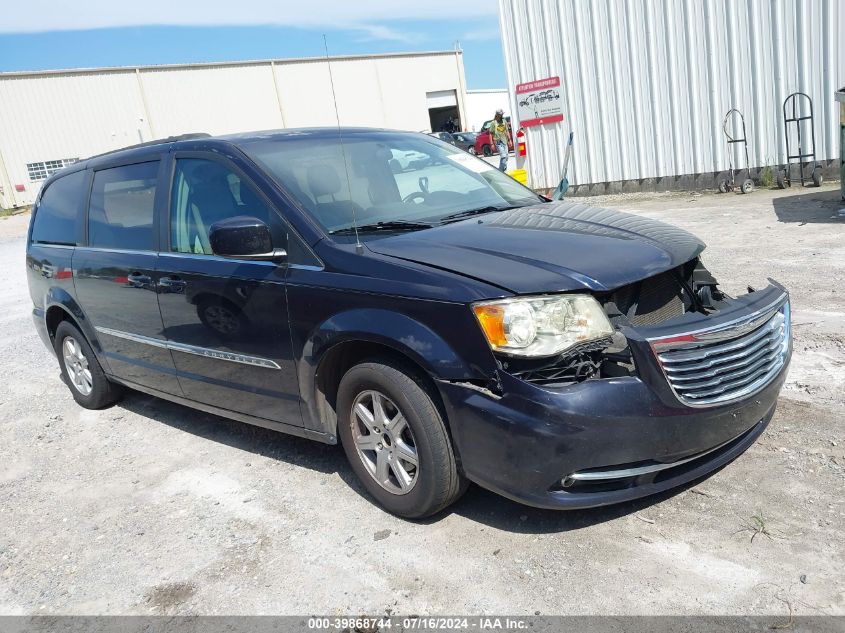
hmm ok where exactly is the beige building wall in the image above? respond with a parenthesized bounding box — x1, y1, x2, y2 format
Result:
(0, 51, 467, 207)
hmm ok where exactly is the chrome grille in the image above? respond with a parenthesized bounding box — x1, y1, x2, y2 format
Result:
(654, 302, 790, 407)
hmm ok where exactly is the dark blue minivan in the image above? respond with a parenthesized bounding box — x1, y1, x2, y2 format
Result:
(27, 129, 791, 517)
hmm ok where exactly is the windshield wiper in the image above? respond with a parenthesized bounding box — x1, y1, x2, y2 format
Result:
(438, 205, 516, 223)
(330, 220, 435, 236)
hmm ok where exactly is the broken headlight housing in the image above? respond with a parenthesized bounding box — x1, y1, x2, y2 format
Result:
(472, 294, 614, 358)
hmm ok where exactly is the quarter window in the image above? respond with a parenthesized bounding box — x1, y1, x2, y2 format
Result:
(30, 170, 88, 245)
(88, 161, 159, 251)
(170, 158, 283, 255)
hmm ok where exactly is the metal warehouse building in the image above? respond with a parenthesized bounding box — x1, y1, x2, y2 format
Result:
(498, 0, 845, 191)
(0, 50, 469, 208)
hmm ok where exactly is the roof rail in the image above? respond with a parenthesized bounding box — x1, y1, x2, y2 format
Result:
(83, 133, 212, 161)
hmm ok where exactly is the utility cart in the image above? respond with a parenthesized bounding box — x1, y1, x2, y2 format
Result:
(777, 92, 823, 188)
(718, 108, 754, 194)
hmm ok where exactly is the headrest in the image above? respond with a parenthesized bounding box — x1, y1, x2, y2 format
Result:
(306, 163, 342, 199)
(186, 161, 228, 185)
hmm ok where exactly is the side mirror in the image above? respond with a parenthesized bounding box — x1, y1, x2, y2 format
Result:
(209, 216, 286, 262)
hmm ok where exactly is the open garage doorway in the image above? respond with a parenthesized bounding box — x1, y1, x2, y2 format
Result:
(426, 90, 461, 133)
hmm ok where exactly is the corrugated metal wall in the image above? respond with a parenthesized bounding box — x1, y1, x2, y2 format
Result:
(0, 52, 467, 207)
(498, 0, 845, 190)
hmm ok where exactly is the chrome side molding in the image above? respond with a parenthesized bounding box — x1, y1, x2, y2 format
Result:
(95, 326, 281, 370)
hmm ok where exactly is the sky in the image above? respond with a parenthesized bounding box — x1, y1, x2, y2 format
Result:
(0, 0, 508, 89)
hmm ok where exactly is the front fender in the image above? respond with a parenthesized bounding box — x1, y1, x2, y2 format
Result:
(316, 309, 475, 374)
(296, 308, 495, 436)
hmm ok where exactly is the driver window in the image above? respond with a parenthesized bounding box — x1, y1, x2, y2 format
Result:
(170, 158, 283, 255)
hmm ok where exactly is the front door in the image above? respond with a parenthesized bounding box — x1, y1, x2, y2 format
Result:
(156, 155, 302, 427)
(73, 159, 180, 393)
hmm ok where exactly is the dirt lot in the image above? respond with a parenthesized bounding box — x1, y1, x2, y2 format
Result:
(0, 185, 842, 616)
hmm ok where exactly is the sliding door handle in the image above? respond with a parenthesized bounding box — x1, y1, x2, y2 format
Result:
(159, 276, 187, 292)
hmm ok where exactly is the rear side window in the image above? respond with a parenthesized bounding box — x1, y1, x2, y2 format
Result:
(31, 170, 88, 245)
(88, 161, 159, 251)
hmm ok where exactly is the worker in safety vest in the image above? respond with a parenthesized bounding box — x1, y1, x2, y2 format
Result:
(491, 109, 511, 172)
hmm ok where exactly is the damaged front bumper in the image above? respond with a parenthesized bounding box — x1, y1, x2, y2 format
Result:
(436, 282, 791, 510)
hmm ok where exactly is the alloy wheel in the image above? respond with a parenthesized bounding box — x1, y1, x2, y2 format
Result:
(350, 390, 419, 495)
(63, 336, 93, 396)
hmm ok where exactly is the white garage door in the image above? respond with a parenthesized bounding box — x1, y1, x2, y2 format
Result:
(425, 90, 458, 109)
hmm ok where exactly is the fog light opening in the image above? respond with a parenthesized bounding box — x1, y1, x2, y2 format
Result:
(561, 475, 576, 488)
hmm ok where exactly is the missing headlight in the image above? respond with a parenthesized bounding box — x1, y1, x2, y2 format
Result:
(498, 338, 611, 386)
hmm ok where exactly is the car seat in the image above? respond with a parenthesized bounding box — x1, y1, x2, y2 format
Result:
(305, 163, 364, 230)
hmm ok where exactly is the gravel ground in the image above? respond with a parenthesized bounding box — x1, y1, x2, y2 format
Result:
(0, 185, 843, 617)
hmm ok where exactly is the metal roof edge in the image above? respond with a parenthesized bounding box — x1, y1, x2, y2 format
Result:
(0, 50, 463, 79)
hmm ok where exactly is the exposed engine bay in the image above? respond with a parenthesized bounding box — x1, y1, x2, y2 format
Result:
(497, 257, 762, 388)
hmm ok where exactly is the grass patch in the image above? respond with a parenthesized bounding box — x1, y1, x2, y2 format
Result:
(760, 166, 775, 188)
(736, 510, 776, 543)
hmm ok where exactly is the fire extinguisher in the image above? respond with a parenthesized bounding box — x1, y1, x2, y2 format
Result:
(516, 128, 527, 157)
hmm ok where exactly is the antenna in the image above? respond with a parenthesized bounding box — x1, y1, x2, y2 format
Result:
(323, 34, 362, 253)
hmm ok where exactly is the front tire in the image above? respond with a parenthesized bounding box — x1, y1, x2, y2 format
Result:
(54, 321, 123, 409)
(336, 359, 466, 518)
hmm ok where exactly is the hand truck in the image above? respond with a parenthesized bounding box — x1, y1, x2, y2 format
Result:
(777, 92, 823, 188)
(718, 108, 754, 194)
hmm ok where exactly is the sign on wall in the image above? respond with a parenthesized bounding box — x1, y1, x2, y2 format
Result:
(516, 76, 563, 128)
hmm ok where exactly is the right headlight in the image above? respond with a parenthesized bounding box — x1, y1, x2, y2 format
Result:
(472, 294, 613, 358)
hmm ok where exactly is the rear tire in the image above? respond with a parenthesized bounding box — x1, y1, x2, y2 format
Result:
(336, 359, 466, 519)
(718, 180, 729, 194)
(741, 179, 754, 194)
(812, 167, 823, 187)
(482, 144, 492, 157)
(54, 321, 123, 409)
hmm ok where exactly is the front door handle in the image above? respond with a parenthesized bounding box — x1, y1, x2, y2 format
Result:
(126, 272, 152, 287)
(159, 276, 187, 292)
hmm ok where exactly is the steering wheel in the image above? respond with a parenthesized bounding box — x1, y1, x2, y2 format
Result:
(403, 191, 427, 204)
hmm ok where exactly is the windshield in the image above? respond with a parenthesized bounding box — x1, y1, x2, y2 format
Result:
(240, 130, 542, 235)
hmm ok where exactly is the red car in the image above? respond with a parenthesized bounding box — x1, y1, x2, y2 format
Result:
(474, 117, 514, 156)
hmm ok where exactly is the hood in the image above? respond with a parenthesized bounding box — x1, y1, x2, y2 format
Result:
(367, 201, 705, 294)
